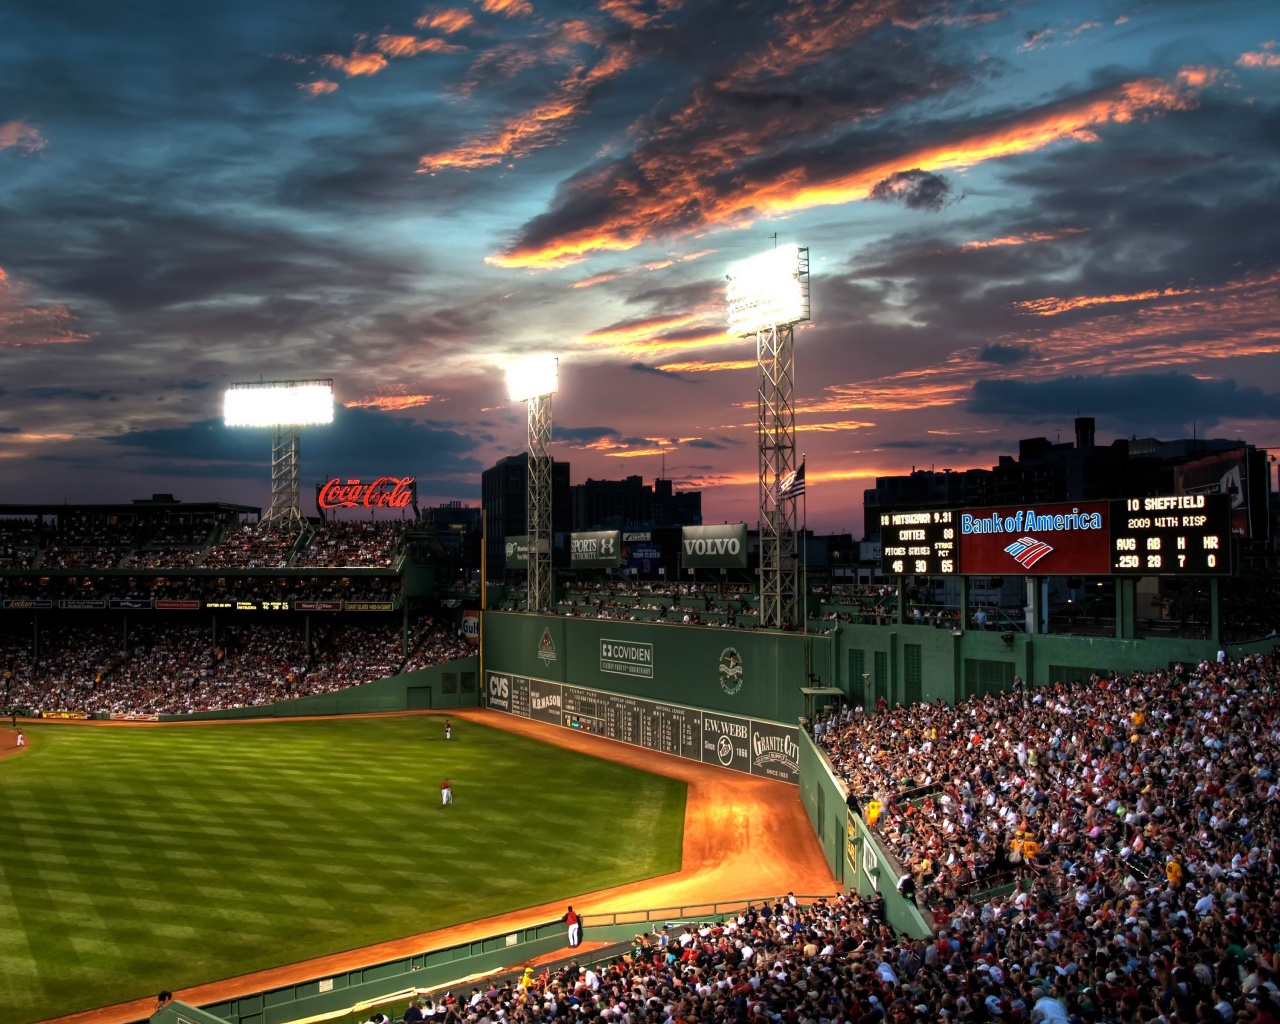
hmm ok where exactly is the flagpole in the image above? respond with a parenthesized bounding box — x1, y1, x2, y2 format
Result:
(802, 453, 808, 638)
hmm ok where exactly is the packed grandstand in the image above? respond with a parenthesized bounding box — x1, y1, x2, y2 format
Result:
(414, 655, 1278, 1024)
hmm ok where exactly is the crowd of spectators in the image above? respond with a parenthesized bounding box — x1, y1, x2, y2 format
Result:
(1, 616, 471, 716)
(0, 519, 40, 569)
(41, 520, 137, 569)
(804, 654, 1280, 1022)
(412, 868, 1280, 1024)
(203, 524, 302, 569)
(295, 520, 404, 568)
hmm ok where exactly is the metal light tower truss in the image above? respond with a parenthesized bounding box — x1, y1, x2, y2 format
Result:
(526, 393, 554, 613)
(726, 243, 809, 631)
(224, 378, 333, 532)
(264, 425, 304, 528)
(757, 323, 798, 629)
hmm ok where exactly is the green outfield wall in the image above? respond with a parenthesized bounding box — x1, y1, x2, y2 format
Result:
(481, 612, 826, 723)
(155, 656, 480, 722)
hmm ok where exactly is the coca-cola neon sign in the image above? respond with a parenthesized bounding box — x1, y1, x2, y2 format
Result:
(317, 476, 416, 510)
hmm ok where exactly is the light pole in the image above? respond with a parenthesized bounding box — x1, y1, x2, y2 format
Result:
(224, 379, 334, 528)
(506, 355, 559, 614)
(726, 244, 810, 630)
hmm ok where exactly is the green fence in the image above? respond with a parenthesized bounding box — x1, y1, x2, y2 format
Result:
(149, 896, 830, 1024)
(796, 729, 932, 940)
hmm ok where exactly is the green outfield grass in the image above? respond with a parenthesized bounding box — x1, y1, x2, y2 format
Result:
(0, 717, 686, 1024)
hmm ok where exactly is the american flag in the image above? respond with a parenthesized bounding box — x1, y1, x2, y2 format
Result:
(777, 460, 806, 499)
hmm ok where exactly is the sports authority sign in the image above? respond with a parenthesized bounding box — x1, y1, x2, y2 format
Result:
(958, 502, 1111, 576)
(316, 476, 416, 511)
(600, 638, 654, 679)
(681, 523, 749, 569)
(484, 671, 799, 784)
(570, 530, 622, 569)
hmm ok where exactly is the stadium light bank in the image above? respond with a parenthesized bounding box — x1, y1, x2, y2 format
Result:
(224, 378, 334, 527)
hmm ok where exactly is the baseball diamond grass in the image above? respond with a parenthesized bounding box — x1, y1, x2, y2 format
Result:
(0, 718, 686, 1024)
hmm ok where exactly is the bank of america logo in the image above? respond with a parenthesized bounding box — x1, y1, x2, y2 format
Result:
(1004, 536, 1055, 568)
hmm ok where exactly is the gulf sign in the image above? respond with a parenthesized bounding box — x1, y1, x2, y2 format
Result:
(958, 502, 1110, 575)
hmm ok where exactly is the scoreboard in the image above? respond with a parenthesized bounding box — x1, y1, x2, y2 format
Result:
(878, 509, 958, 576)
(1110, 494, 1231, 576)
(879, 494, 1232, 577)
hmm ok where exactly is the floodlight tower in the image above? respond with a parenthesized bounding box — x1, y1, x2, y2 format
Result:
(506, 356, 558, 613)
(726, 244, 810, 630)
(224, 379, 334, 528)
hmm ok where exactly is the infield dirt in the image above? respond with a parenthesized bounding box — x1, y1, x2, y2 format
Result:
(33, 707, 837, 1024)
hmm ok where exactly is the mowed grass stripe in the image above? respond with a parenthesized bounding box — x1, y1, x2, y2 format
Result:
(0, 718, 685, 1024)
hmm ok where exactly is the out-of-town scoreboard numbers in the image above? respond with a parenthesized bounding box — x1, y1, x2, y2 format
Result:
(879, 510, 958, 576)
(1110, 494, 1231, 576)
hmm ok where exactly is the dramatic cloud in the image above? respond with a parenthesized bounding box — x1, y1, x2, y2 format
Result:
(968, 373, 1280, 430)
(0, 267, 90, 348)
(490, 72, 1205, 267)
(0, 119, 45, 154)
(869, 169, 954, 211)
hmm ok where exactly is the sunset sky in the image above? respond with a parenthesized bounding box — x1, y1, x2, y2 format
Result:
(1, 0, 1277, 535)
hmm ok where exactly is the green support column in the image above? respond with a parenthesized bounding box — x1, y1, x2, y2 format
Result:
(959, 576, 970, 632)
(1116, 578, 1137, 641)
(1209, 578, 1221, 649)
(896, 583, 906, 625)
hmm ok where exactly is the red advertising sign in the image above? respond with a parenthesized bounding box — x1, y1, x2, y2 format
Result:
(958, 502, 1111, 575)
(156, 599, 201, 610)
(317, 476, 416, 511)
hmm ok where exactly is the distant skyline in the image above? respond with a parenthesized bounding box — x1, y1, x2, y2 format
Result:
(1, 0, 1277, 536)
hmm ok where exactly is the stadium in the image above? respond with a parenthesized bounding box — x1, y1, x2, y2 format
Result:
(4, 250, 1279, 1024)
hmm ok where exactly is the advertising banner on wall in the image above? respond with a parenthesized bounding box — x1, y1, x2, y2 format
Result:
(462, 609, 480, 644)
(569, 530, 622, 569)
(681, 524, 748, 569)
(1174, 449, 1268, 539)
(957, 502, 1110, 576)
(484, 670, 798, 784)
(504, 535, 529, 569)
(58, 599, 107, 610)
(317, 476, 416, 513)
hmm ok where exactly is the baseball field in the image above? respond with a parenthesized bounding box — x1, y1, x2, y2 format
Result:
(0, 716, 687, 1024)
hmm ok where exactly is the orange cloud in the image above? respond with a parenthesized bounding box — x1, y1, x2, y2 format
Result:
(0, 266, 90, 348)
(796, 419, 877, 433)
(477, 0, 532, 16)
(1237, 51, 1280, 68)
(1177, 66, 1218, 88)
(656, 359, 756, 372)
(420, 44, 632, 171)
(374, 34, 466, 57)
(417, 8, 475, 32)
(570, 271, 621, 289)
(299, 80, 339, 96)
(806, 270, 1280, 417)
(585, 312, 704, 346)
(345, 394, 437, 411)
(490, 73, 1204, 268)
(320, 51, 389, 77)
(959, 228, 1087, 250)
(1014, 285, 1193, 316)
(0, 119, 45, 154)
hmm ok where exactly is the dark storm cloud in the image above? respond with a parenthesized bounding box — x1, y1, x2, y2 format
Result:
(553, 425, 621, 446)
(629, 362, 693, 380)
(968, 373, 1280, 429)
(103, 406, 482, 479)
(977, 344, 1034, 365)
(686, 439, 726, 449)
(869, 169, 954, 211)
(24, 386, 113, 401)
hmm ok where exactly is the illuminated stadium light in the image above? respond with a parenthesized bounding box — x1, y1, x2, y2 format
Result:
(224, 378, 334, 527)
(506, 355, 559, 402)
(224, 380, 334, 427)
(725, 244, 810, 337)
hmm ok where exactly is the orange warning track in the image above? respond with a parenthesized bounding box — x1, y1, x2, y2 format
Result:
(32, 708, 837, 1024)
